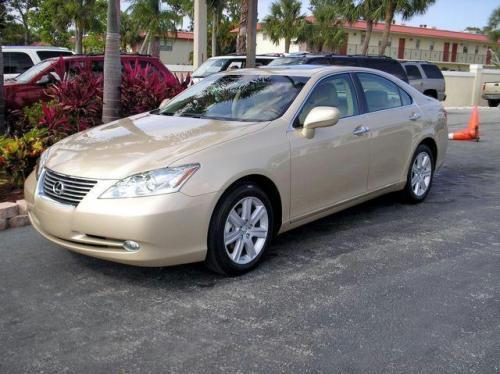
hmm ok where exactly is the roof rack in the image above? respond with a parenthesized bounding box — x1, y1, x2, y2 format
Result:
(346, 54, 394, 59)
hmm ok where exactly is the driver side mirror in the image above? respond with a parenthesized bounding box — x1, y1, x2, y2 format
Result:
(301, 106, 340, 139)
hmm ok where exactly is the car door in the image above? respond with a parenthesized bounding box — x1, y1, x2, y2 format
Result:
(404, 64, 424, 92)
(355, 72, 418, 191)
(288, 73, 370, 220)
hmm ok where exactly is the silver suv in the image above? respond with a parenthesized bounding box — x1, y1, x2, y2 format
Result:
(402, 61, 446, 101)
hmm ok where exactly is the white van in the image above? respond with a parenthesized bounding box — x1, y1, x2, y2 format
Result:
(2, 46, 73, 80)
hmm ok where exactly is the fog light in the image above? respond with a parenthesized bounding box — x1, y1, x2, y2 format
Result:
(123, 240, 140, 252)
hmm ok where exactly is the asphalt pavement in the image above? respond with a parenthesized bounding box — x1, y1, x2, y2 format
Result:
(1, 108, 499, 373)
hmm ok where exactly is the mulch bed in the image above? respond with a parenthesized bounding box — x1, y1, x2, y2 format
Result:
(0, 183, 24, 203)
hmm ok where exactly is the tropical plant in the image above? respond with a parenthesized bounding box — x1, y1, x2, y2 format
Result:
(378, 0, 436, 55)
(0, 44, 5, 135)
(263, 0, 306, 53)
(0, 128, 48, 187)
(128, 0, 180, 57)
(301, 0, 346, 52)
(237, 0, 249, 54)
(207, 0, 223, 57)
(120, 11, 142, 52)
(120, 61, 184, 117)
(102, 0, 121, 123)
(484, 7, 499, 44)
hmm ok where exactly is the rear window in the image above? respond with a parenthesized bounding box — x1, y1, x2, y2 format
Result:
(268, 57, 304, 66)
(421, 64, 444, 79)
(331, 57, 359, 67)
(36, 51, 73, 60)
(404, 65, 422, 80)
(359, 58, 408, 82)
(3, 52, 33, 75)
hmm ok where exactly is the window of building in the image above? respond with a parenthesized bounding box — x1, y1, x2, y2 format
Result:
(429, 42, 434, 51)
(463, 45, 468, 54)
(415, 39, 421, 49)
(474, 45, 479, 54)
(160, 40, 174, 52)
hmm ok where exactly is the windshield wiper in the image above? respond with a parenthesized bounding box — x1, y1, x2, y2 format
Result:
(179, 113, 203, 118)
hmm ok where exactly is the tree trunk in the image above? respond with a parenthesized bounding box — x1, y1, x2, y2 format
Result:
(102, 0, 121, 123)
(379, 1, 394, 56)
(0, 44, 5, 134)
(237, 0, 248, 54)
(211, 8, 217, 57)
(284, 38, 291, 54)
(151, 36, 160, 57)
(361, 19, 373, 55)
(75, 21, 83, 54)
(140, 31, 150, 54)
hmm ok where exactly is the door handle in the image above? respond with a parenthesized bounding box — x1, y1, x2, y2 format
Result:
(353, 126, 370, 136)
(409, 112, 421, 121)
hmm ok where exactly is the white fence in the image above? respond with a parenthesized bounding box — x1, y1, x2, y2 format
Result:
(165, 64, 194, 81)
(443, 65, 500, 107)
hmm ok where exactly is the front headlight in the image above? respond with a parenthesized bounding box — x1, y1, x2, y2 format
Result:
(36, 148, 50, 179)
(99, 164, 200, 199)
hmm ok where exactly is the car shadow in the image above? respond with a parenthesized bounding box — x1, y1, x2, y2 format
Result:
(67, 191, 405, 290)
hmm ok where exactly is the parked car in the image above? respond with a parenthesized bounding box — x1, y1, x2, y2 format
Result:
(25, 66, 447, 275)
(191, 55, 277, 83)
(2, 46, 73, 80)
(481, 81, 500, 107)
(268, 54, 409, 83)
(4, 54, 176, 111)
(402, 61, 446, 101)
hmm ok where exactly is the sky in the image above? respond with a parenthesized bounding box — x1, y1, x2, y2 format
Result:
(257, 0, 498, 32)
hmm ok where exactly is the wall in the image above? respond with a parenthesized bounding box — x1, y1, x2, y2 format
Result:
(255, 33, 301, 54)
(159, 39, 193, 65)
(443, 65, 500, 107)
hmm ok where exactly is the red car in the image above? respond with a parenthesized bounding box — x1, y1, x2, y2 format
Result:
(4, 55, 177, 111)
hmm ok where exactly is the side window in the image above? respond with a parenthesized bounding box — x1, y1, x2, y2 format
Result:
(3, 52, 34, 74)
(256, 59, 272, 66)
(358, 73, 405, 112)
(227, 60, 244, 70)
(404, 65, 422, 80)
(421, 64, 444, 79)
(296, 74, 358, 127)
(308, 58, 330, 65)
(399, 88, 413, 106)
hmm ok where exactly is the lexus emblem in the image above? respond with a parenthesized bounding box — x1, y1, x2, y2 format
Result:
(52, 181, 65, 196)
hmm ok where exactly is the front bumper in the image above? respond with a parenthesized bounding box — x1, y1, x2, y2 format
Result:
(24, 171, 216, 267)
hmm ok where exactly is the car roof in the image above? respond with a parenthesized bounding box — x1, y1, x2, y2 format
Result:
(3, 46, 72, 51)
(41, 54, 158, 62)
(207, 55, 276, 60)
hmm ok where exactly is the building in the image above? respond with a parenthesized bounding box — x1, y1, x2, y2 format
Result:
(252, 17, 498, 71)
(158, 31, 193, 65)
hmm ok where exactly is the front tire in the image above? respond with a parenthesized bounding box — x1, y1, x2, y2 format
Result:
(401, 144, 434, 203)
(206, 183, 274, 276)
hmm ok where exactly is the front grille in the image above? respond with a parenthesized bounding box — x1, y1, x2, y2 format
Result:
(42, 169, 97, 206)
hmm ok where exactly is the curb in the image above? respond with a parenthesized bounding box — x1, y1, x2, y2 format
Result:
(0, 200, 31, 231)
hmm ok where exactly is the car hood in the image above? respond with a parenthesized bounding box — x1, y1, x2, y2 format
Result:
(46, 112, 269, 179)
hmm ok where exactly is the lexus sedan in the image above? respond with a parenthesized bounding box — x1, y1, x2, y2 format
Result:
(25, 66, 448, 275)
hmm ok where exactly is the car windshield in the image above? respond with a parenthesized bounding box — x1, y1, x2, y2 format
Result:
(13, 60, 53, 83)
(160, 74, 309, 122)
(192, 58, 228, 77)
(268, 57, 305, 66)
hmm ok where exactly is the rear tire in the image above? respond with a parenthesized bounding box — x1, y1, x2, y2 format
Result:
(401, 144, 434, 204)
(487, 99, 499, 108)
(205, 183, 274, 276)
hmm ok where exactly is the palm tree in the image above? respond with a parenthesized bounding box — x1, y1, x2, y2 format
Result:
(263, 0, 305, 53)
(237, 0, 249, 54)
(102, 0, 121, 123)
(378, 0, 436, 55)
(337, 0, 383, 55)
(128, 0, 180, 57)
(62, 0, 107, 54)
(301, 0, 346, 53)
(207, 0, 223, 57)
(0, 44, 5, 134)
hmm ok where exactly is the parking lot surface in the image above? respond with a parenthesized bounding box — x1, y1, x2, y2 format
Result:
(1, 109, 499, 373)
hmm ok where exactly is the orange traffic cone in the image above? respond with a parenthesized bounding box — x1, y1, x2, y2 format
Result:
(448, 106, 480, 142)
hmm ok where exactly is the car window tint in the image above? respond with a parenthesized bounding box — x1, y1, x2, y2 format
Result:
(358, 73, 403, 112)
(36, 51, 73, 60)
(307, 58, 330, 65)
(404, 65, 422, 80)
(3, 52, 33, 74)
(297, 73, 358, 127)
(256, 59, 272, 66)
(331, 58, 358, 67)
(421, 64, 444, 79)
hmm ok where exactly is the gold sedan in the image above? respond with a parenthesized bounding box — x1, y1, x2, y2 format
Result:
(25, 66, 448, 275)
